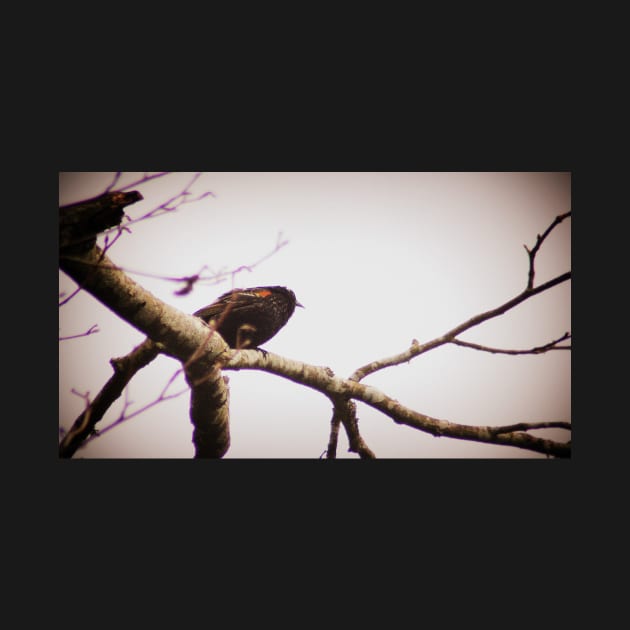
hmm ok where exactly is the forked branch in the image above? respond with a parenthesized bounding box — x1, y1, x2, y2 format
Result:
(451, 332, 571, 355)
(525, 211, 571, 290)
(224, 350, 570, 458)
(350, 212, 571, 382)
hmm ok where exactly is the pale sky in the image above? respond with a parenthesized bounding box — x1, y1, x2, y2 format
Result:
(59, 172, 571, 458)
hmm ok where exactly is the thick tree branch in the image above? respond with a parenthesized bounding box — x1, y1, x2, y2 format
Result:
(489, 421, 571, 435)
(59, 182, 286, 458)
(325, 409, 341, 459)
(326, 398, 376, 459)
(186, 365, 231, 458)
(59, 191, 143, 253)
(60, 246, 228, 362)
(223, 350, 571, 458)
(59, 245, 230, 458)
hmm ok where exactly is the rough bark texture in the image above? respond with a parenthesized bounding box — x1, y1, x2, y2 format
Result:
(60, 245, 230, 458)
(59, 191, 142, 253)
(225, 350, 571, 458)
(186, 366, 231, 458)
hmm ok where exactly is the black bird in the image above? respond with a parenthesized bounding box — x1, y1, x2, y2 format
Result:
(194, 286, 303, 349)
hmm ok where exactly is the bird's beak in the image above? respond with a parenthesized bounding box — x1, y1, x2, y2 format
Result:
(296, 301, 304, 308)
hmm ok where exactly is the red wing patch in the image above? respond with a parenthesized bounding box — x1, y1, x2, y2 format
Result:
(255, 289, 272, 298)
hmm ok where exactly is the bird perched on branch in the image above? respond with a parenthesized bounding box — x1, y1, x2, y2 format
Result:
(194, 286, 303, 350)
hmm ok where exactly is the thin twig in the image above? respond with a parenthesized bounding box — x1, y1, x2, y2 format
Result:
(113, 172, 171, 192)
(451, 332, 571, 355)
(117, 172, 214, 229)
(103, 172, 124, 193)
(81, 370, 189, 447)
(77, 231, 289, 296)
(59, 324, 100, 341)
(525, 211, 571, 290)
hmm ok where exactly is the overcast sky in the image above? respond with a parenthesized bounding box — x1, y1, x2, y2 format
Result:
(59, 172, 571, 458)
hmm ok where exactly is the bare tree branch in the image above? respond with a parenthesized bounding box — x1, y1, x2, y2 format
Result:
(350, 271, 571, 382)
(489, 421, 571, 436)
(59, 338, 162, 457)
(59, 181, 289, 456)
(59, 190, 143, 253)
(59, 242, 115, 308)
(186, 365, 231, 458)
(112, 172, 215, 231)
(81, 369, 189, 448)
(59, 324, 100, 341)
(325, 408, 341, 459)
(349, 212, 571, 383)
(525, 211, 571, 290)
(223, 350, 570, 458)
(326, 398, 376, 459)
(97, 230, 289, 296)
(103, 171, 124, 193)
(451, 332, 571, 355)
(59, 191, 142, 307)
(106, 171, 170, 193)
(59, 245, 231, 458)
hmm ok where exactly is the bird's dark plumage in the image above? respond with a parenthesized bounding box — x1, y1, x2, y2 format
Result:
(193, 286, 303, 349)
